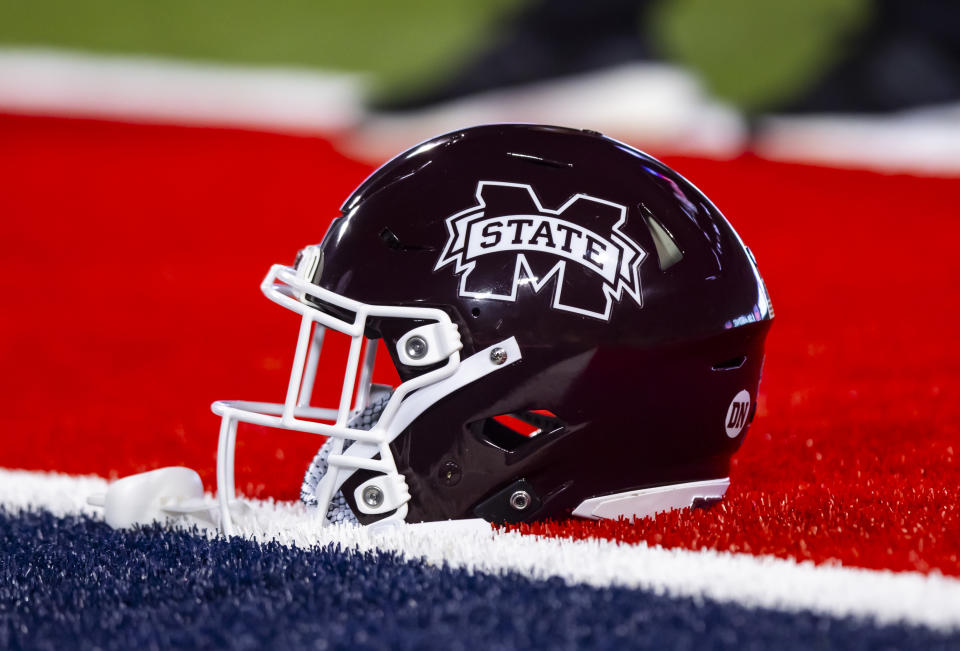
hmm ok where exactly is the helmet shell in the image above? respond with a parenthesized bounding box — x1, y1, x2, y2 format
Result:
(315, 124, 772, 523)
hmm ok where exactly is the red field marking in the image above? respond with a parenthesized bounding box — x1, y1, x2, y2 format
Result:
(1, 114, 957, 575)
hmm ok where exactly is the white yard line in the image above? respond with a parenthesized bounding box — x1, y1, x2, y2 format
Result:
(3, 467, 959, 632)
(0, 47, 364, 133)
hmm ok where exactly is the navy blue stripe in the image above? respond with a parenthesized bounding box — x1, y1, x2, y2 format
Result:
(1, 510, 956, 650)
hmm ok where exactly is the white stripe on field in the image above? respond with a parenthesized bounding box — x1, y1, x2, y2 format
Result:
(3, 467, 959, 632)
(3, 48, 959, 177)
(0, 47, 364, 132)
(756, 106, 960, 176)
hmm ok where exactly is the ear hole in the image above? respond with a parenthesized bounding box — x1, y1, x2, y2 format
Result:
(712, 354, 747, 371)
(471, 410, 565, 451)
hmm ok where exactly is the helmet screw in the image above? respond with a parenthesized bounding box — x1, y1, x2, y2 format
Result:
(490, 347, 508, 365)
(362, 486, 384, 508)
(405, 336, 428, 360)
(439, 460, 462, 486)
(509, 490, 531, 511)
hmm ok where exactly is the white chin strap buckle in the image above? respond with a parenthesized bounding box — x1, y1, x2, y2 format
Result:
(353, 473, 411, 515)
(87, 466, 219, 529)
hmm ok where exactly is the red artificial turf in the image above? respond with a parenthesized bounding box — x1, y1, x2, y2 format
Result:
(1, 114, 957, 576)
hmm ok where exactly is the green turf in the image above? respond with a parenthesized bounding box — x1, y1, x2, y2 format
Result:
(0, 0, 869, 110)
(0, 0, 525, 94)
(652, 0, 869, 110)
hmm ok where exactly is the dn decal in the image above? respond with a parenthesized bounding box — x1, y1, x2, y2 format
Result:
(725, 390, 751, 438)
(434, 181, 646, 321)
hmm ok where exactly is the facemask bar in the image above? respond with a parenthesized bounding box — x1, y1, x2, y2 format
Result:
(212, 262, 466, 534)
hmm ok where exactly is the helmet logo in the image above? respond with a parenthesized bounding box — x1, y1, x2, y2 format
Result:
(725, 390, 751, 438)
(435, 181, 646, 321)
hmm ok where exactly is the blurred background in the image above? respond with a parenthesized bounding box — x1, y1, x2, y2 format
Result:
(1, 0, 958, 500)
(1, 0, 957, 171)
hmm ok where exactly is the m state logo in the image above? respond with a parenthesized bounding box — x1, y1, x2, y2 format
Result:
(434, 181, 646, 321)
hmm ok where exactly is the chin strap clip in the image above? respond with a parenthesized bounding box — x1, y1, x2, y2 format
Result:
(87, 466, 220, 530)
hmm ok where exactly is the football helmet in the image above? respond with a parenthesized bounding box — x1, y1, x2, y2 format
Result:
(212, 124, 772, 532)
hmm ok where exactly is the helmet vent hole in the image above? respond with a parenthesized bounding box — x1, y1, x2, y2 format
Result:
(506, 152, 573, 168)
(640, 204, 684, 271)
(471, 410, 565, 451)
(378, 226, 434, 252)
(471, 307, 481, 318)
(379, 227, 402, 250)
(712, 354, 747, 371)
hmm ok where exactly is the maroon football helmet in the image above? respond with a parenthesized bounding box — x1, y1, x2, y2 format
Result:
(211, 124, 773, 531)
